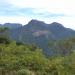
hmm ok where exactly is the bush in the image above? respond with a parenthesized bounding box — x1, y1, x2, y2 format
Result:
(17, 69, 32, 75)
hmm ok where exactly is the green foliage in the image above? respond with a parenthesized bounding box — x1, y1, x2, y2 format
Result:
(0, 27, 9, 32)
(0, 37, 75, 75)
(17, 69, 31, 75)
(49, 38, 75, 56)
(0, 36, 10, 44)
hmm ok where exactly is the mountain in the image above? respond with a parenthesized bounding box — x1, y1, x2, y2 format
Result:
(48, 22, 75, 39)
(0, 23, 22, 29)
(1, 20, 75, 55)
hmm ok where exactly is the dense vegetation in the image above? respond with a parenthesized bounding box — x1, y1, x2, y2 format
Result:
(48, 38, 75, 56)
(0, 36, 75, 75)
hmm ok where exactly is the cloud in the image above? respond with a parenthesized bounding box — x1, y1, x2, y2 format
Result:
(6, 0, 75, 15)
(0, 0, 75, 16)
(0, 0, 74, 14)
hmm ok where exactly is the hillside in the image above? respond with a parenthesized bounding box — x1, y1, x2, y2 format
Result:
(5, 20, 75, 55)
(0, 20, 75, 55)
(0, 23, 22, 29)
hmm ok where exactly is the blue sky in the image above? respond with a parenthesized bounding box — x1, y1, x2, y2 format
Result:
(0, 0, 75, 30)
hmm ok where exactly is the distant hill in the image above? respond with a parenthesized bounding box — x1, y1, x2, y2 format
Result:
(0, 23, 22, 29)
(0, 20, 75, 55)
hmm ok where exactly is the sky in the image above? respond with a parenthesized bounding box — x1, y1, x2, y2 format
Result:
(0, 0, 75, 30)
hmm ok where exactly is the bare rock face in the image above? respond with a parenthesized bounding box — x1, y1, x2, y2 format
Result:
(32, 30, 49, 37)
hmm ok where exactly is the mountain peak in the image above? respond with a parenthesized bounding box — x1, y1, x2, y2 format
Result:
(51, 22, 63, 26)
(51, 22, 60, 24)
(28, 19, 46, 25)
(49, 22, 65, 28)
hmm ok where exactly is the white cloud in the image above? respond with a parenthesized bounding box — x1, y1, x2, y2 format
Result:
(7, 0, 75, 15)
(1, 0, 75, 15)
